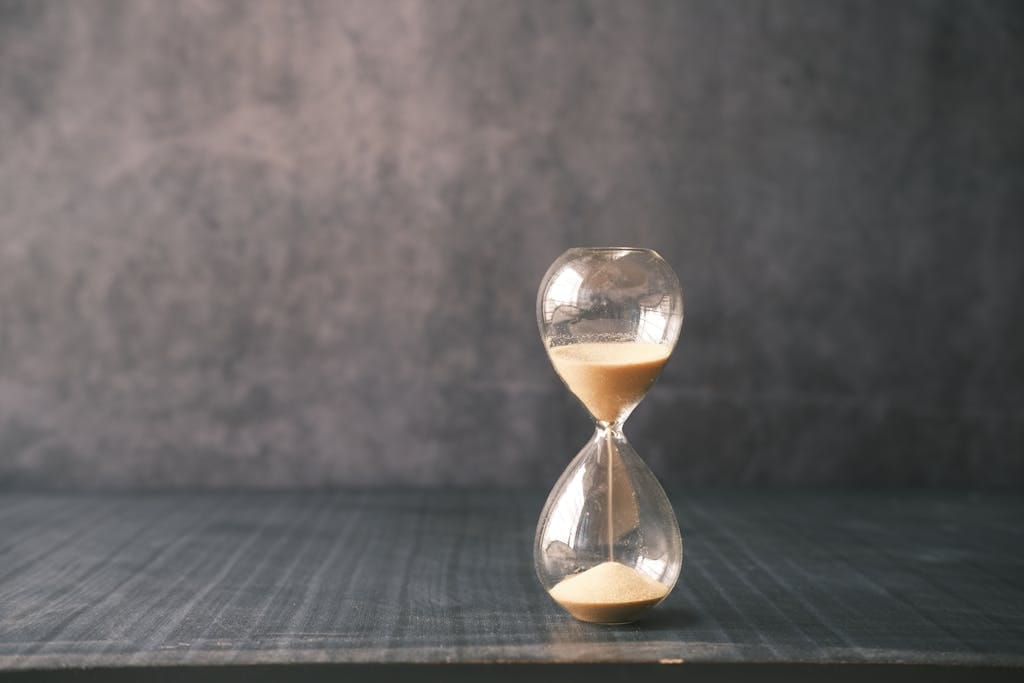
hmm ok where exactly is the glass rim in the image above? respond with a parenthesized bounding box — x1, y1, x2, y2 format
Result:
(564, 246, 662, 254)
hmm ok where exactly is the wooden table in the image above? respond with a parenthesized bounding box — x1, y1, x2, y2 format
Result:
(0, 490, 1021, 680)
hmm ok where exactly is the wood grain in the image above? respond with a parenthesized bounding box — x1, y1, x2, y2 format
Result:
(0, 491, 1022, 673)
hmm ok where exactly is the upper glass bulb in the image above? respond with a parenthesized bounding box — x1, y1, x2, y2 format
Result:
(538, 247, 684, 425)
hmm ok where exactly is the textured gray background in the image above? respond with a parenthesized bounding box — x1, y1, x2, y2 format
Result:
(1, 0, 1022, 490)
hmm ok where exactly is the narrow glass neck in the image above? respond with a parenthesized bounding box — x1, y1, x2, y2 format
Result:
(595, 421, 625, 437)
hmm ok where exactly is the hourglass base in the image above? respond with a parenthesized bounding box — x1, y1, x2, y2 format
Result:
(556, 599, 664, 625)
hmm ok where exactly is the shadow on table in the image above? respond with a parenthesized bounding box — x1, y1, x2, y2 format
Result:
(634, 606, 702, 631)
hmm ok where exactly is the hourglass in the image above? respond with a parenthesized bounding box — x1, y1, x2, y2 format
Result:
(535, 247, 684, 624)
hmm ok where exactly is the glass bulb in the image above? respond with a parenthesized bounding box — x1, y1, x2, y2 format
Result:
(535, 247, 684, 624)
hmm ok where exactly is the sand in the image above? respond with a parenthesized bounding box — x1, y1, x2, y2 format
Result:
(548, 561, 669, 623)
(548, 342, 671, 424)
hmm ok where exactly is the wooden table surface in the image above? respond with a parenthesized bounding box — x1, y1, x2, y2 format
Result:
(0, 490, 1022, 680)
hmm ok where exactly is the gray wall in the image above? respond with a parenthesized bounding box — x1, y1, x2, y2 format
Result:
(1, 0, 1022, 490)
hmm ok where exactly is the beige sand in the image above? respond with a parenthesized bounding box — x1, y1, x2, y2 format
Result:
(549, 561, 669, 623)
(548, 342, 671, 423)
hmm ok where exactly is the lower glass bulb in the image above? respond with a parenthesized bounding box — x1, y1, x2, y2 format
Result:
(534, 426, 682, 623)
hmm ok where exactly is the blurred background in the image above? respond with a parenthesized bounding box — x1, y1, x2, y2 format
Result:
(0, 0, 1021, 490)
